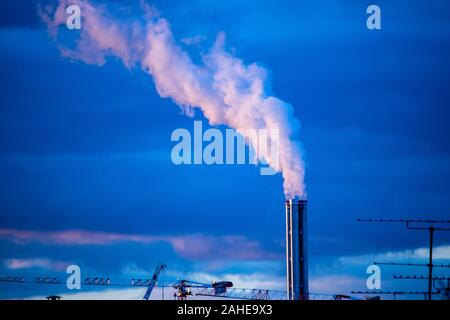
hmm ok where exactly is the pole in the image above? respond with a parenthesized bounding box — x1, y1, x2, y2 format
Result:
(357, 218, 450, 300)
(427, 227, 434, 301)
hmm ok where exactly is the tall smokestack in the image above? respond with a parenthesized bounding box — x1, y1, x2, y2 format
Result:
(285, 199, 308, 300)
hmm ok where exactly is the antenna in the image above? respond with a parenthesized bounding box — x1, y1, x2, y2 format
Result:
(393, 275, 450, 280)
(392, 275, 450, 300)
(373, 262, 450, 268)
(357, 218, 450, 300)
(351, 290, 437, 300)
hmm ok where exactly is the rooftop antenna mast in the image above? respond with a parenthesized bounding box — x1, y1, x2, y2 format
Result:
(351, 290, 435, 300)
(357, 219, 450, 300)
(393, 275, 450, 300)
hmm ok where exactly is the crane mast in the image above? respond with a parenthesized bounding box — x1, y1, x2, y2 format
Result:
(143, 263, 166, 300)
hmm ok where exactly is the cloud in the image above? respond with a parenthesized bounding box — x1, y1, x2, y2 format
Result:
(338, 245, 450, 266)
(0, 228, 160, 245)
(3, 258, 69, 272)
(0, 228, 279, 261)
(412, 246, 450, 260)
(22, 287, 147, 300)
(309, 274, 365, 295)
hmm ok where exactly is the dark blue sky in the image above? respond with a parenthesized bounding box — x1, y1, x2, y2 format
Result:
(0, 0, 449, 299)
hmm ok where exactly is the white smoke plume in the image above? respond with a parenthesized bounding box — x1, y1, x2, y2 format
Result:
(40, 0, 306, 198)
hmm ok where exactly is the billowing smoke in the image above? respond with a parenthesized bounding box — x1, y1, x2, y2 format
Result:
(41, 0, 305, 198)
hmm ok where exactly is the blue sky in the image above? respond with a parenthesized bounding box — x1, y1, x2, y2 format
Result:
(0, 0, 449, 299)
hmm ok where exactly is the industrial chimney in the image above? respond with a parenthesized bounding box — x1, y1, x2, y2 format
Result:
(285, 199, 309, 300)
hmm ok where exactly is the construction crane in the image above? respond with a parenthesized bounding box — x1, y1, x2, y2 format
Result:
(0, 263, 167, 300)
(143, 263, 165, 300)
(173, 280, 233, 300)
(196, 287, 279, 300)
(174, 280, 358, 300)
